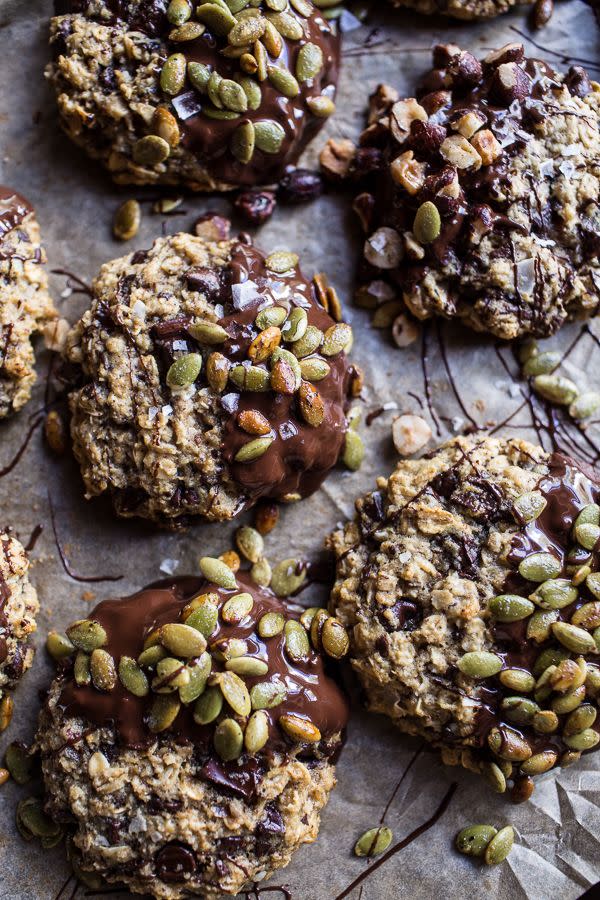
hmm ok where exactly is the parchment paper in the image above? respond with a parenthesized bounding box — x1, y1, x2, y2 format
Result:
(1, 1, 600, 897)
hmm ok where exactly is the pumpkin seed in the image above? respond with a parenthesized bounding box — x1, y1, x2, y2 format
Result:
(245, 710, 270, 753)
(199, 556, 237, 589)
(533, 646, 569, 676)
(455, 824, 497, 857)
(271, 558, 307, 596)
(300, 356, 330, 382)
(587, 573, 600, 600)
(203, 106, 241, 120)
(170, 20, 206, 40)
(268, 64, 300, 97)
(561, 749, 582, 767)
(113, 199, 141, 241)
(307, 95, 336, 117)
(88, 648, 116, 692)
(527, 608, 559, 643)
(284, 619, 310, 661)
(513, 491, 547, 523)
(321, 617, 349, 659)
(167, 0, 191, 24)
(235, 435, 274, 462)
(160, 53, 187, 95)
(194, 685, 223, 724)
(279, 712, 321, 742)
(343, 429, 365, 471)
(265, 9, 303, 38)
(576, 503, 600, 527)
(300, 607, 320, 630)
(46, 630, 75, 660)
(489, 594, 534, 622)
(532, 709, 559, 733)
(254, 40, 268, 80)
(322, 323, 352, 356)
(230, 14, 267, 45)
(551, 685, 586, 714)
(563, 728, 600, 751)
(519, 552, 562, 582)
(217, 670, 251, 716)
(214, 718, 244, 761)
(481, 761, 507, 794)
(291, 325, 323, 358)
(166, 352, 202, 388)
(309, 608, 328, 652)
(586, 663, 600, 692)
(298, 381, 325, 427)
(66, 619, 107, 652)
(290, 0, 312, 12)
(212, 637, 248, 662)
(74, 651, 91, 686)
(281, 307, 308, 342)
(226, 656, 269, 676)
(572, 564, 592, 586)
(296, 42, 324, 82)
(457, 651, 503, 678)
(235, 526, 264, 563)
(251, 557, 272, 587)
(16, 797, 62, 844)
(220, 78, 249, 112)
(118, 656, 149, 697)
(256, 306, 287, 330)
(249, 325, 282, 362)
(569, 391, 600, 420)
(522, 351, 561, 377)
(231, 120, 256, 164)
(153, 657, 190, 693)
(575, 523, 600, 551)
(147, 693, 181, 732)
(220, 592, 253, 624)
(354, 826, 393, 858)
(188, 320, 228, 344)
(238, 76, 262, 109)
(520, 749, 557, 775)
(138, 644, 167, 667)
(532, 578, 578, 610)
(487, 726, 532, 762)
(484, 826, 514, 866)
(265, 251, 299, 274)
(564, 703, 597, 736)
(254, 120, 286, 154)
(5, 742, 34, 785)
(551, 657, 587, 691)
(206, 352, 229, 392)
(533, 374, 579, 405)
(179, 652, 212, 703)
(257, 611, 285, 638)
(270, 347, 301, 393)
(498, 669, 535, 692)
(501, 696, 539, 725)
(552, 621, 597, 654)
(188, 61, 212, 92)
(413, 201, 441, 244)
(196, 2, 236, 33)
(229, 363, 271, 391)
(571, 601, 600, 629)
(160, 623, 207, 658)
(250, 680, 287, 709)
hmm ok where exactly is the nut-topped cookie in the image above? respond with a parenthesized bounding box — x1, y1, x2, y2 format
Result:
(0, 533, 40, 732)
(65, 226, 359, 526)
(386, 0, 528, 19)
(348, 44, 600, 340)
(37, 568, 349, 897)
(328, 435, 600, 800)
(47, 0, 339, 190)
(0, 187, 56, 418)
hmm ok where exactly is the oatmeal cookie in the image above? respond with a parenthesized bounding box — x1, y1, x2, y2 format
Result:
(348, 44, 600, 340)
(0, 532, 40, 729)
(328, 434, 600, 799)
(65, 226, 357, 526)
(386, 0, 529, 19)
(47, 0, 339, 190)
(37, 571, 348, 897)
(0, 186, 56, 418)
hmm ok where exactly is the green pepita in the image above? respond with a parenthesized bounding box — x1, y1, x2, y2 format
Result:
(160, 53, 187, 95)
(268, 64, 300, 97)
(196, 2, 236, 34)
(552, 621, 597, 654)
(113, 198, 141, 241)
(501, 696, 539, 725)
(527, 608, 559, 643)
(166, 352, 202, 388)
(199, 556, 237, 589)
(563, 728, 600, 751)
(167, 0, 191, 25)
(322, 322, 352, 356)
(321, 617, 349, 659)
(513, 491, 547, 523)
(342, 429, 365, 471)
(455, 824, 497, 858)
(499, 668, 535, 692)
(251, 557, 272, 587)
(74, 651, 91, 686)
(575, 523, 600, 551)
(235, 435, 274, 462)
(532, 709, 559, 733)
(152, 657, 190, 693)
(354, 826, 393, 858)
(118, 656, 149, 697)
(160, 623, 207, 658)
(46, 631, 75, 660)
(244, 710, 270, 753)
(281, 307, 308, 342)
(147, 693, 181, 732)
(257, 611, 285, 638)
(457, 651, 503, 678)
(235, 526, 264, 564)
(231, 120, 256, 164)
(66, 619, 107, 652)
(413, 201, 441, 244)
(250, 680, 287, 709)
(300, 357, 330, 382)
(217, 670, 251, 716)
(306, 95, 336, 117)
(564, 703, 597, 736)
(254, 120, 286, 154)
(296, 42, 324, 82)
(5, 742, 34, 785)
(569, 391, 600, 420)
(214, 717, 244, 761)
(522, 351, 560, 377)
(488, 594, 534, 622)
(229, 363, 271, 391)
(519, 552, 561, 582)
(271, 558, 307, 596)
(179, 652, 212, 704)
(188, 61, 212, 92)
(484, 826, 514, 866)
(193, 685, 223, 724)
(284, 619, 310, 661)
(533, 374, 579, 406)
(531, 578, 578, 610)
(188, 320, 229, 345)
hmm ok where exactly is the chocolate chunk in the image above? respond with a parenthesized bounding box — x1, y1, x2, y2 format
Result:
(255, 802, 285, 856)
(565, 65, 592, 98)
(155, 842, 197, 883)
(200, 756, 265, 802)
(185, 267, 221, 299)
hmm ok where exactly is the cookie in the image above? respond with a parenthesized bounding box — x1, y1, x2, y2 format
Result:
(65, 227, 358, 527)
(328, 434, 600, 800)
(37, 570, 349, 897)
(386, 0, 527, 19)
(349, 44, 600, 340)
(0, 532, 40, 731)
(47, 0, 339, 191)
(0, 186, 56, 418)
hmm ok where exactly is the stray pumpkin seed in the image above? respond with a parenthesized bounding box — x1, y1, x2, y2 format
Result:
(271, 558, 307, 596)
(166, 352, 202, 388)
(74, 651, 91, 686)
(413, 201, 441, 244)
(250, 680, 287, 709)
(199, 556, 237, 589)
(563, 728, 600, 751)
(265, 251, 299, 274)
(113, 199, 141, 241)
(194, 685, 223, 724)
(214, 717, 244, 761)
(322, 323, 352, 356)
(284, 619, 310, 661)
(66, 619, 107, 652)
(522, 351, 561, 377)
(5, 742, 34, 785)
(484, 826, 514, 866)
(118, 656, 149, 697)
(457, 651, 503, 678)
(16, 797, 63, 844)
(513, 491, 547, 523)
(235, 526, 264, 563)
(321, 617, 349, 659)
(46, 630, 75, 660)
(254, 120, 286, 154)
(179, 652, 212, 704)
(455, 824, 497, 858)
(229, 363, 271, 391)
(307, 95, 336, 117)
(552, 621, 597, 654)
(342, 429, 364, 471)
(147, 693, 181, 732)
(251, 557, 272, 587)
(561, 749, 582, 767)
(354, 826, 393, 858)
(188, 320, 228, 344)
(481, 762, 507, 794)
(160, 623, 207, 658)
(489, 594, 534, 622)
(533, 374, 579, 406)
(569, 391, 600, 420)
(258, 611, 285, 638)
(279, 712, 321, 742)
(300, 356, 330, 382)
(245, 710, 270, 753)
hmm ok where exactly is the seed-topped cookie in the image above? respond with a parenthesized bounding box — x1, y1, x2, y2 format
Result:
(0, 533, 40, 733)
(65, 226, 360, 526)
(385, 0, 529, 19)
(37, 568, 349, 897)
(346, 44, 600, 340)
(0, 186, 56, 418)
(47, 0, 339, 190)
(328, 434, 600, 801)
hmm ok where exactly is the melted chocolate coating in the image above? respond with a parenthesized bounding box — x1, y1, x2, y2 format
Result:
(0, 538, 11, 666)
(0, 186, 33, 239)
(54, 0, 339, 187)
(58, 573, 349, 753)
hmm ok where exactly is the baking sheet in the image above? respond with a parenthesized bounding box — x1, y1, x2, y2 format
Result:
(1, 1, 600, 897)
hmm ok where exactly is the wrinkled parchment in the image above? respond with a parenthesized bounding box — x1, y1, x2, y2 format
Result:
(1, 1, 600, 897)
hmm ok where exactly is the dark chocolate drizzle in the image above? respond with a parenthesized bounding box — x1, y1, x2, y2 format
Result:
(0, 537, 12, 666)
(53, 0, 339, 187)
(0, 185, 33, 238)
(58, 572, 349, 754)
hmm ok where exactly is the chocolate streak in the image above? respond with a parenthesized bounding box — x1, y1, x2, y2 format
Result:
(0, 186, 33, 238)
(0, 537, 12, 666)
(59, 573, 349, 753)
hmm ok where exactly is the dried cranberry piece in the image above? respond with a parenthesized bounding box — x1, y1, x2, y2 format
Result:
(277, 169, 324, 203)
(234, 190, 276, 225)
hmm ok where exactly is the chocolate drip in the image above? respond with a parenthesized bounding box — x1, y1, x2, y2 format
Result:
(220, 242, 352, 503)
(0, 537, 13, 665)
(0, 185, 33, 239)
(58, 573, 349, 752)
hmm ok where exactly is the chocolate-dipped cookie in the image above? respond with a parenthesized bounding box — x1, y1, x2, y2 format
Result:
(0, 187, 56, 418)
(0, 532, 40, 732)
(348, 44, 600, 341)
(65, 226, 359, 526)
(47, 0, 339, 190)
(37, 569, 349, 897)
(328, 434, 600, 800)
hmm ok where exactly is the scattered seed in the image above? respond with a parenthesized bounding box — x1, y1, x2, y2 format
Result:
(307, 95, 335, 117)
(254, 120, 286, 154)
(229, 363, 271, 391)
(90, 648, 117, 692)
(569, 391, 600, 420)
(354, 826, 393, 858)
(188, 320, 229, 345)
(250, 680, 287, 709)
(214, 717, 244, 761)
(518, 552, 561, 582)
(532, 374, 579, 405)
(0, 694, 13, 731)
(522, 351, 561, 377)
(231, 119, 256, 163)
(455, 824, 497, 858)
(179, 652, 212, 703)
(513, 491, 547, 523)
(5, 742, 34, 785)
(532, 578, 578, 609)
(133, 134, 171, 166)
(270, 558, 307, 596)
(296, 42, 324, 82)
(199, 556, 237, 589)
(46, 630, 75, 660)
(484, 826, 514, 865)
(342, 429, 365, 471)
(322, 322, 352, 356)
(488, 594, 534, 622)
(413, 201, 441, 244)
(251, 557, 272, 587)
(321, 617, 349, 659)
(300, 357, 330, 382)
(481, 761, 507, 794)
(113, 199, 141, 241)
(66, 619, 107, 652)
(552, 621, 597, 654)
(217, 670, 251, 717)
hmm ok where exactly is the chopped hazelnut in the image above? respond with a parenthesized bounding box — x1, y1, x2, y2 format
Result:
(389, 99, 428, 144)
(364, 227, 403, 270)
(392, 414, 433, 455)
(368, 83, 400, 124)
(470, 129, 503, 166)
(453, 110, 487, 139)
(319, 138, 356, 181)
(403, 232, 425, 261)
(392, 314, 421, 348)
(440, 135, 482, 171)
(43, 317, 70, 352)
(390, 151, 426, 196)
(193, 214, 230, 241)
